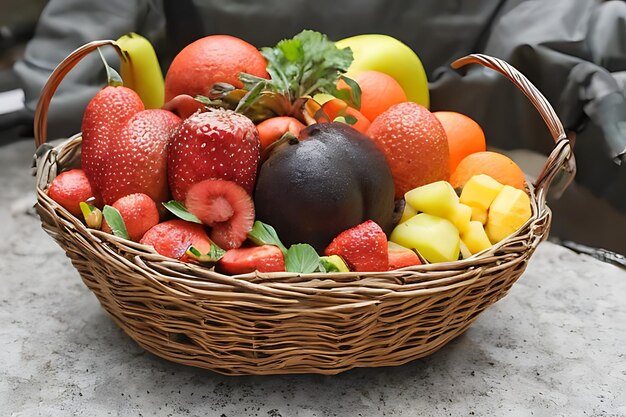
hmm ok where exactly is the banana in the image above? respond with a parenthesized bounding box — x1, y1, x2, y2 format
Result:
(115, 32, 164, 108)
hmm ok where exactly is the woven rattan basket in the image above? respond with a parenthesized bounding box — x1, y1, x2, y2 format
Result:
(34, 41, 575, 375)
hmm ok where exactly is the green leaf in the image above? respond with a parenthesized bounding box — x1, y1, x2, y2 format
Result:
(79, 202, 94, 219)
(241, 30, 353, 102)
(247, 221, 288, 254)
(186, 242, 225, 263)
(337, 75, 362, 110)
(162, 201, 202, 224)
(102, 205, 129, 240)
(319, 255, 349, 273)
(319, 257, 340, 272)
(80, 202, 103, 229)
(285, 243, 321, 274)
(97, 48, 123, 87)
(235, 79, 270, 114)
(342, 115, 358, 125)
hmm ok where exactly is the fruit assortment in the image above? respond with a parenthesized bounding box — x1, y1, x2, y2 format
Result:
(46, 30, 534, 275)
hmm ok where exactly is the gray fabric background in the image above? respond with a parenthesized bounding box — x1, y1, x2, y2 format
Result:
(13, 0, 626, 209)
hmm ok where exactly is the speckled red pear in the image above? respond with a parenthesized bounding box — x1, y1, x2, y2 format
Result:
(167, 109, 260, 202)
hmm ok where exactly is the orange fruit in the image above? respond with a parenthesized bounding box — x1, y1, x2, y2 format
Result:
(434, 111, 486, 172)
(256, 116, 305, 151)
(337, 71, 407, 122)
(164, 35, 268, 101)
(367, 102, 449, 199)
(320, 98, 370, 134)
(450, 151, 526, 190)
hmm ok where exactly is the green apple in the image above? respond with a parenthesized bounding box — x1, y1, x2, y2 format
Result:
(336, 34, 429, 108)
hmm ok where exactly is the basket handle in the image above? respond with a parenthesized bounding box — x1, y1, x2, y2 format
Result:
(451, 54, 576, 204)
(34, 40, 124, 148)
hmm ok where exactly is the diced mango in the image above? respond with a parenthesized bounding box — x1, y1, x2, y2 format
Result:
(459, 240, 472, 259)
(450, 203, 472, 234)
(405, 181, 459, 219)
(461, 221, 493, 254)
(388, 241, 411, 252)
(390, 213, 460, 263)
(399, 203, 417, 223)
(485, 185, 532, 243)
(459, 174, 504, 224)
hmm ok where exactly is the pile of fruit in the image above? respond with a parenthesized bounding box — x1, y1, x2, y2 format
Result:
(46, 30, 532, 275)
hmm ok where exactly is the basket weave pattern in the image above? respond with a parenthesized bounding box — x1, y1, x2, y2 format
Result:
(34, 51, 573, 375)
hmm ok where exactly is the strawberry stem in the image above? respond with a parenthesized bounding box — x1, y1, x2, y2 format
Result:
(97, 47, 123, 87)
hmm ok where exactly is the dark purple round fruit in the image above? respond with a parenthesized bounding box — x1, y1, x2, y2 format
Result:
(254, 122, 396, 252)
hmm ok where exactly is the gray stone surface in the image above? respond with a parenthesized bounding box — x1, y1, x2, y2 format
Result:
(2, 139, 626, 417)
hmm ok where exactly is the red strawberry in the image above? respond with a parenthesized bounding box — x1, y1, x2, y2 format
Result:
(185, 179, 255, 250)
(140, 219, 212, 262)
(387, 242, 422, 270)
(47, 168, 102, 217)
(218, 245, 285, 274)
(101, 109, 180, 204)
(81, 86, 144, 193)
(102, 193, 159, 241)
(168, 109, 260, 201)
(324, 220, 388, 272)
(81, 86, 180, 205)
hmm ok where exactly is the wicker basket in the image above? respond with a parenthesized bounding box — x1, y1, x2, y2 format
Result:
(33, 42, 575, 375)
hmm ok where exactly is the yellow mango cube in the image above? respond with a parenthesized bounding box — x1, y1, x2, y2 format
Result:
(405, 181, 459, 219)
(459, 174, 504, 224)
(399, 203, 417, 223)
(461, 221, 493, 254)
(485, 185, 532, 243)
(450, 203, 472, 234)
(459, 240, 472, 259)
(390, 213, 460, 263)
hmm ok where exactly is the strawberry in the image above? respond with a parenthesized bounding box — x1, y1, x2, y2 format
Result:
(324, 220, 389, 272)
(81, 86, 144, 194)
(167, 109, 260, 201)
(140, 219, 212, 262)
(101, 109, 180, 205)
(185, 179, 255, 250)
(387, 242, 422, 270)
(81, 86, 180, 205)
(102, 193, 159, 241)
(217, 245, 285, 274)
(47, 168, 102, 217)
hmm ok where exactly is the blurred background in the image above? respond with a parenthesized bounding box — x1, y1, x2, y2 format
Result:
(0, 0, 46, 138)
(1, 0, 624, 259)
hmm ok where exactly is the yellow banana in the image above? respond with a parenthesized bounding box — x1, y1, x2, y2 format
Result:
(115, 32, 164, 108)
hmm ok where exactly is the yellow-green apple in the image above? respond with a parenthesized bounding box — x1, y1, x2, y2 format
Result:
(336, 34, 429, 108)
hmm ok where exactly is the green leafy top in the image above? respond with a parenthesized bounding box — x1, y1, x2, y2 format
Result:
(186, 243, 225, 263)
(248, 220, 338, 274)
(102, 205, 129, 240)
(240, 30, 354, 103)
